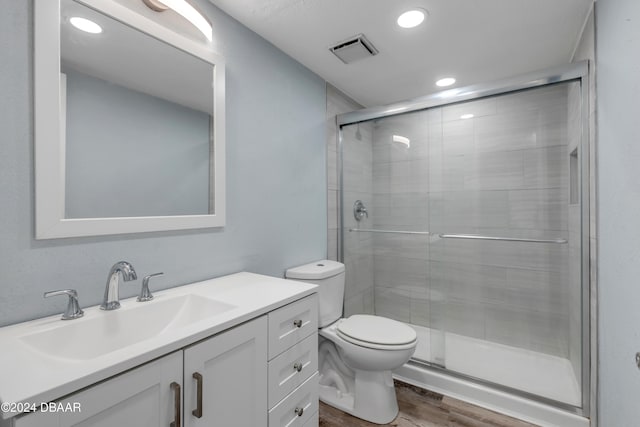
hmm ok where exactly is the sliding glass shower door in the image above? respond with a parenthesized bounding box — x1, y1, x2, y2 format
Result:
(428, 82, 582, 406)
(340, 78, 586, 409)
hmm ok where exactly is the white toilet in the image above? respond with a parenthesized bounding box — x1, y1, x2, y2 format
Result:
(286, 260, 417, 424)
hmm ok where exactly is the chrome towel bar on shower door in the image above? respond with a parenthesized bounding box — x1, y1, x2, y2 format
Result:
(438, 234, 568, 244)
(348, 228, 430, 235)
(347, 229, 568, 243)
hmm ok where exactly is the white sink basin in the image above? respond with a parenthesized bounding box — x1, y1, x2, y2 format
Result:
(20, 294, 236, 360)
(0, 272, 317, 418)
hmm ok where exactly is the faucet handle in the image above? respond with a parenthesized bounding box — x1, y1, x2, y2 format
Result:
(138, 272, 164, 302)
(353, 200, 369, 221)
(44, 289, 84, 320)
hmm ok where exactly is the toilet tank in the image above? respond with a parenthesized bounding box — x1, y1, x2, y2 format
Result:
(285, 260, 345, 328)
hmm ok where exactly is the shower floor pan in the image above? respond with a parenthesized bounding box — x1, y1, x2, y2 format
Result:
(394, 324, 587, 427)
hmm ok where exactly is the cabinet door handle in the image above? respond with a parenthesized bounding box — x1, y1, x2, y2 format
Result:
(295, 407, 304, 417)
(293, 362, 303, 372)
(192, 372, 203, 418)
(293, 319, 303, 328)
(170, 382, 181, 427)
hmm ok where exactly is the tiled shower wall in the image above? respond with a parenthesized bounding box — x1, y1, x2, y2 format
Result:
(369, 83, 578, 360)
(371, 112, 431, 325)
(330, 82, 582, 362)
(326, 85, 375, 316)
(428, 84, 576, 359)
(326, 84, 358, 261)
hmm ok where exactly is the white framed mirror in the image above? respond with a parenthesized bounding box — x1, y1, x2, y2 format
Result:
(34, 0, 225, 239)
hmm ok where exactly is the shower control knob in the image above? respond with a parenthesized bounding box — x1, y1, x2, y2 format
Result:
(293, 319, 303, 328)
(353, 200, 368, 221)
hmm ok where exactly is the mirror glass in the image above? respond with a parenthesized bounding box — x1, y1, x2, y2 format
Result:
(61, 0, 214, 218)
(34, 0, 225, 239)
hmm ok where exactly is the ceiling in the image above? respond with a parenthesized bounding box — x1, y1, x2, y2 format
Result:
(208, 0, 593, 107)
(62, 0, 213, 114)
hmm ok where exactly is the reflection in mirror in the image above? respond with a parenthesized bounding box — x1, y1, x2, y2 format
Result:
(61, 0, 214, 218)
(34, 0, 225, 239)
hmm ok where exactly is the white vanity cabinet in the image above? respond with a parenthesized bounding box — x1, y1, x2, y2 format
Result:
(183, 316, 267, 427)
(11, 317, 267, 427)
(267, 294, 319, 426)
(13, 351, 183, 427)
(6, 294, 319, 427)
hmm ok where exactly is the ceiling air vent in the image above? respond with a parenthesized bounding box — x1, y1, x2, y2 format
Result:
(329, 34, 379, 64)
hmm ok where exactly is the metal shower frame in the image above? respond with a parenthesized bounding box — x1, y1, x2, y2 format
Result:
(335, 61, 592, 417)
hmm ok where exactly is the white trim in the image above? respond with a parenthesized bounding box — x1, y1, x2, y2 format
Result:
(34, 0, 226, 239)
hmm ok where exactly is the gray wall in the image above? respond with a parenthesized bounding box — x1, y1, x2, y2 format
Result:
(368, 85, 575, 360)
(64, 69, 211, 218)
(0, 0, 327, 327)
(596, 0, 640, 423)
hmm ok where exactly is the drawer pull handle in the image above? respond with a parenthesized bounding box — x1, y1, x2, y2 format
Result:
(293, 319, 303, 328)
(170, 382, 181, 427)
(295, 407, 304, 417)
(192, 372, 203, 418)
(293, 362, 303, 372)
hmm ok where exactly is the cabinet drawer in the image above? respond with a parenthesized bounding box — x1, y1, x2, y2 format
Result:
(302, 411, 318, 427)
(268, 294, 318, 359)
(268, 333, 318, 408)
(268, 372, 319, 427)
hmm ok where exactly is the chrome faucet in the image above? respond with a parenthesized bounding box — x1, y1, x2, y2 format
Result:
(101, 261, 137, 311)
(138, 272, 164, 302)
(44, 289, 84, 320)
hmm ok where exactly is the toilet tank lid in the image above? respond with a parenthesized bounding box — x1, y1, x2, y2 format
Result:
(285, 260, 345, 280)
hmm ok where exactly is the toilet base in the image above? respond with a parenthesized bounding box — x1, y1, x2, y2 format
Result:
(319, 369, 399, 424)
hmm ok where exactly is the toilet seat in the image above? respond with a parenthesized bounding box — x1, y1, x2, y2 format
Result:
(336, 315, 417, 350)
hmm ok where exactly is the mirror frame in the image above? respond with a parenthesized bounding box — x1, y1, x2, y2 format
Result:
(34, 0, 226, 239)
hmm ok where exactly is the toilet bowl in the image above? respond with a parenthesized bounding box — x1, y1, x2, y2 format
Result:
(286, 260, 417, 424)
(318, 316, 417, 423)
(324, 315, 416, 371)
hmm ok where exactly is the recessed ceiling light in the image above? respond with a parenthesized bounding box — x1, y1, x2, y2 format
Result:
(460, 114, 474, 119)
(436, 77, 456, 87)
(69, 17, 103, 34)
(397, 9, 427, 29)
(392, 135, 411, 148)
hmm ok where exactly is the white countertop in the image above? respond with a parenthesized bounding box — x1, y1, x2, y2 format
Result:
(0, 272, 316, 420)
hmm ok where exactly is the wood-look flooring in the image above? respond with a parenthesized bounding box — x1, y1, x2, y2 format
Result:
(319, 380, 540, 427)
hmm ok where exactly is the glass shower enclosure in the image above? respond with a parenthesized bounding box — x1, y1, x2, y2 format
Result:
(337, 63, 590, 413)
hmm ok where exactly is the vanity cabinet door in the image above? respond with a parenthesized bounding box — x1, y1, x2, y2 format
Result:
(13, 351, 183, 427)
(183, 316, 268, 427)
